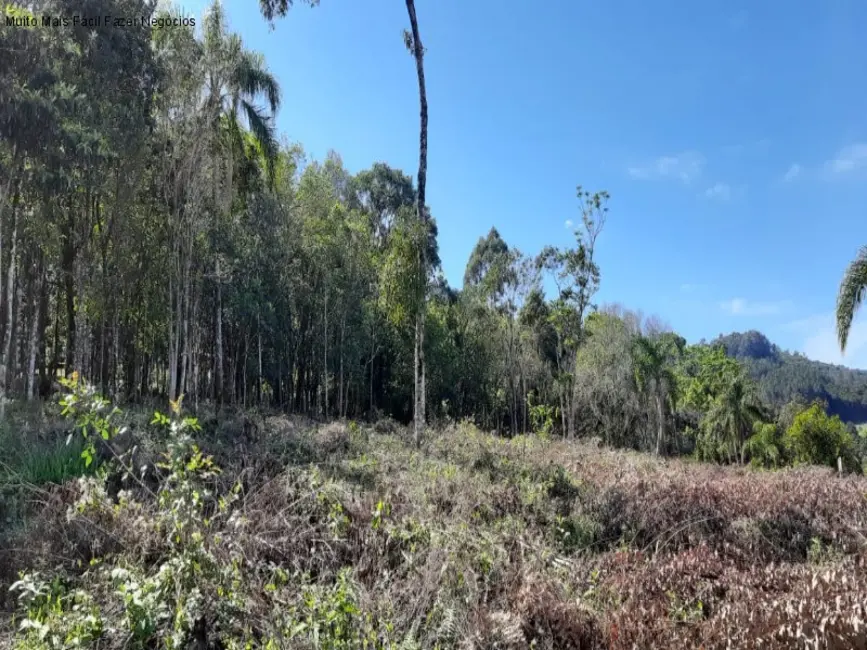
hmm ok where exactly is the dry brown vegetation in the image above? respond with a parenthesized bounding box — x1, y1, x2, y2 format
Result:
(2, 414, 867, 649)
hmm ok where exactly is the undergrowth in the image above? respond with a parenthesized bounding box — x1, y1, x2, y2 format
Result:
(1, 380, 867, 648)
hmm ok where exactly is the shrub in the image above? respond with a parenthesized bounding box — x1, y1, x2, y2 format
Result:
(783, 403, 861, 472)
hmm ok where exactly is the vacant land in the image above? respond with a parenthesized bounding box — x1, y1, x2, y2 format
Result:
(2, 401, 866, 649)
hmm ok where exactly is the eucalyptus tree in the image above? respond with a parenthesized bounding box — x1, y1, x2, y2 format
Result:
(351, 163, 417, 246)
(536, 187, 609, 438)
(464, 230, 539, 433)
(0, 0, 158, 410)
(258, 0, 431, 445)
(573, 312, 642, 446)
(464, 228, 515, 308)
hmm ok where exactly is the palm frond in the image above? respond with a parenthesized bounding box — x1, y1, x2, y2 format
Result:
(222, 107, 245, 153)
(242, 100, 279, 184)
(836, 246, 867, 352)
(233, 51, 281, 113)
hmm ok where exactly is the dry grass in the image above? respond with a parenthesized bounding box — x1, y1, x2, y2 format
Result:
(2, 418, 867, 648)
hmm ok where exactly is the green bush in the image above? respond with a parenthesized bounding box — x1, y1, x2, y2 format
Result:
(783, 404, 861, 473)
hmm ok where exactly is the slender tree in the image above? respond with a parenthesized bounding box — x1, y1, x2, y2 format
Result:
(403, 0, 430, 446)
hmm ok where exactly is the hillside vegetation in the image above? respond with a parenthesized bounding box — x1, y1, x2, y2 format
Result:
(2, 381, 867, 649)
(714, 330, 867, 423)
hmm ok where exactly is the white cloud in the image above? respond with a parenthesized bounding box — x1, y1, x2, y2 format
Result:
(564, 219, 573, 229)
(680, 283, 702, 293)
(721, 138, 770, 156)
(703, 183, 747, 201)
(785, 312, 867, 369)
(628, 151, 705, 183)
(719, 298, 792, 316)
(783, 163, 801, 182)
(704, 182, 731, 200)
(824, 143, 867, 175)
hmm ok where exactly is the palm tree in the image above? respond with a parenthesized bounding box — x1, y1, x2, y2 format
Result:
(703, 374, 765, 464)
(633, 334, 682, 455)
(202, 1, 281, 183)
(836, 246, 867, 353)
(200, 1, 281, 406)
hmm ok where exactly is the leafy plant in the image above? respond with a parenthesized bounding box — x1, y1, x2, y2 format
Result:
(58, 372, 122, 469)
(527, 391, 556, 439)
(783, 403, 861, 472)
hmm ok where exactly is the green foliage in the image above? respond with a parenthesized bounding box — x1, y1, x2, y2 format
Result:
(677, 345, 767, 464)
(715, 331, 867, 423)
(836, 245, 867, 353)
(743, 422, 785, 469)
(526, 391, 556, 438)
(783, 403, 861, 472)
(676, 345, 744, 414)
(9, 378, 246, 650)
(378, 210, 426, 329)
(58, 372, 122, 469)
(463, 227, 515, 306)
(286, 569, 379, 650)
(7, 401, 867, 649)
(10, 573, 103, 650)
(1, 435, 98, 487)
(552, 513, 601, 554)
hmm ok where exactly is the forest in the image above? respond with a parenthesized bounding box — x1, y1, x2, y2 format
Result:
(3, 0, 867, 648)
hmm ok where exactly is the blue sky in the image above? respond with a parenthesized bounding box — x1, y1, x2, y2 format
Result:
(181, 0, 867, 367)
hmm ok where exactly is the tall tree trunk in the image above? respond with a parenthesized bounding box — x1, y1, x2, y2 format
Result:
(37, 262, 49, 395)
(215, 258, 224, 408)
(413, 318, 419, 433)
(0, 203, 19, 412)
(13, 256, 26, 392)
(339, 311, 345, 418)
(73, 194, 91, 379)
(405, 0, 428, 447)
(0, 146, 19, 306)
(168, 248, 178, 402)
(243, 334, 248, 408)
(257, 311, 263, 406)
(191, 283, 200, 411)
(323, 292, 328, 417)
(655, 393, 665, 456)
(369, 339, 375, 416)
(111, 300, 119, 398)
(179, 254, 191, 400)
(26, 254, 42, 400)
(420, 316, 426, 431)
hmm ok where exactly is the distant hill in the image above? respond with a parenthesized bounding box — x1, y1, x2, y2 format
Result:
(711, 330, 867, 423)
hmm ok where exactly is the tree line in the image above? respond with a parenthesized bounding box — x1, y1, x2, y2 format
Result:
(1, 0, 862, 471)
